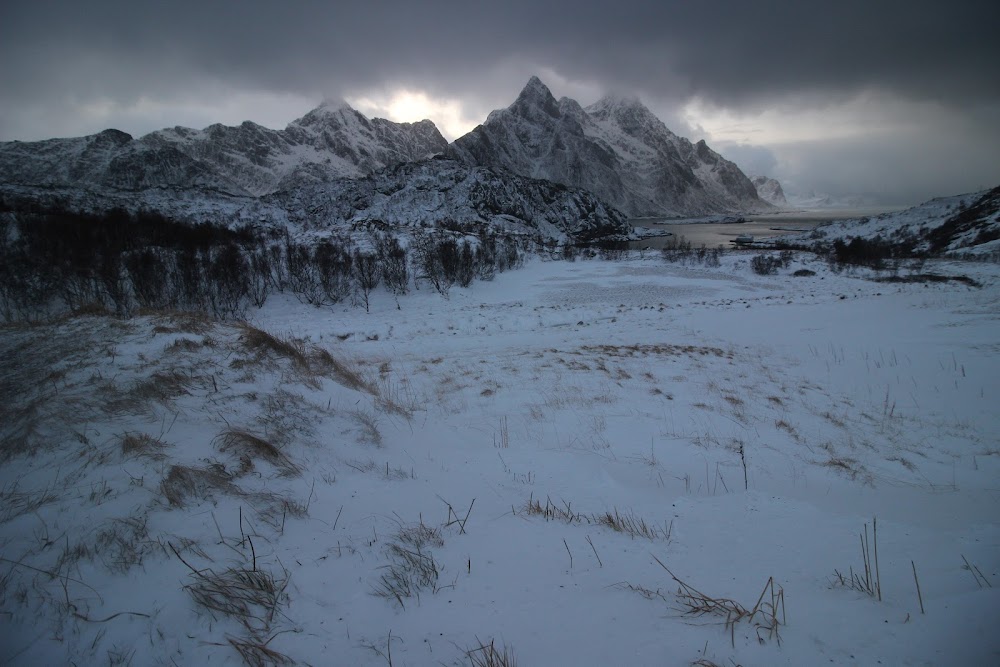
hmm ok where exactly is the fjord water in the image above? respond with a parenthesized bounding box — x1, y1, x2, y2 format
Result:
(633, 207, 903, 248)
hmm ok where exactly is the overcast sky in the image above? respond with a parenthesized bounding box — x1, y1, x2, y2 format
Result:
(2, 0, 998, 204)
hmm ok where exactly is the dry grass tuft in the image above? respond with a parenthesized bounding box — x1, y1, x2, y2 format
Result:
(466, 638, 517, 667)
(103, 371, 193, 415)
(120, 432, 169, 460)
(653, 556, 786, 646)
(214, 429, 298, 476)
(226, 635, 294, 667)
(0, 484, 58, 523)
(522, 494, 583, 523)
(833, 518, 882, 600)
(373, 521, 444, 608)
(160, 464, 237, 508)
(237, 324, 308, 368)
(595, 508, 670, 540)
(174, 550, 289, 634)
(352, 409, 383, 447)
(522, 495, 671, 541)
(96, 514, 153, 573)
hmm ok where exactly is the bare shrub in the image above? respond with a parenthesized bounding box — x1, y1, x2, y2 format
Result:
(353, 250, 381, 313)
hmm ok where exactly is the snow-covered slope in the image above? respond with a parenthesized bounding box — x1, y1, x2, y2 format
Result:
(272, 157, 633, 241)
(751, 175, 787, 206)
(448, 77, 769, 218)
(0, 158, 633, 244)
(783, 186, 1000, 255)
(0, 102, 449, 196)
(3, 253, 998, 666)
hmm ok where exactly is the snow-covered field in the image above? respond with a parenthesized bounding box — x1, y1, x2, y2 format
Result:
(2, 251, 998, 666)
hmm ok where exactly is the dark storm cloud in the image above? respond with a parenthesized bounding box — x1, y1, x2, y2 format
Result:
(2, 1, 999, 201)
(3, 0, 998, 115)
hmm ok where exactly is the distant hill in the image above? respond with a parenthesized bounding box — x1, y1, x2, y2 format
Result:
(782, 186, 1000, 256)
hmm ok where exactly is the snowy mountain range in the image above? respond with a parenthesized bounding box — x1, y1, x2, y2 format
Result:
(1, 76, 780, 240)
(448, 77, 768, 218)
(0, 102, 448, 197)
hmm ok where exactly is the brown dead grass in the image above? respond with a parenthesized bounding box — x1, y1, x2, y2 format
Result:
(214, 429, 298, 476)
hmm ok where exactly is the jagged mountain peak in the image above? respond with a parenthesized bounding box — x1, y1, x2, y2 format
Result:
(509, 76, 561, 120)
(449, 77, 768, 217)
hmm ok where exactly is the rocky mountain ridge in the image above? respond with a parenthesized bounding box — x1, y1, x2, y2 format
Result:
(0, 157, 633, 243)
(448, 76, 768, 217)
(0, 102, 449, 197)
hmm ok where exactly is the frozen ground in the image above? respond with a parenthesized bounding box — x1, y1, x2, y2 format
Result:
(1, 250, 998, 666)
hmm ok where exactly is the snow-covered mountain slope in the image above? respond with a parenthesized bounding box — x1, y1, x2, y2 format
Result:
(272, 157, 633, 241)
(0, 158, 633, 243)
(448, 77, 769, 218)
(0, 102, 449, 196)
(751, 175, 787, 206)
(782, 186, 1000, 255)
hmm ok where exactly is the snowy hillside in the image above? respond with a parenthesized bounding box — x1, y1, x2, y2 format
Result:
(449, 76, 769, 218)
(2, 251, 997, 666)
(0, 102, 448, 196)
(272, 157, 633, 241)
(783, 186, 1000, 255)
(0, 158, 634, 244)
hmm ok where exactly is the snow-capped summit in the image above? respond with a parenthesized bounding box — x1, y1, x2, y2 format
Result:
(0, 102, 449, 196)
(449, 77, 768, 217)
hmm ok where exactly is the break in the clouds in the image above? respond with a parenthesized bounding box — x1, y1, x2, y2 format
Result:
(1, 0, 998, 204)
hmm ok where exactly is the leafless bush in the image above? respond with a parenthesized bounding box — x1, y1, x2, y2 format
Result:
(353, 250, 381, 313)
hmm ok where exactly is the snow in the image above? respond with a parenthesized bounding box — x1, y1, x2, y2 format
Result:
(2, 251, 999, 665)
(782, 188, 1000, 255)
(449, 78, 768, 218)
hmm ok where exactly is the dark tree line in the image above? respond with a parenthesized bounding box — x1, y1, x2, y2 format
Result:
(0, 206, 525, 322)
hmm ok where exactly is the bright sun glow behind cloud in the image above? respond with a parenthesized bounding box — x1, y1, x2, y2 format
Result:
(347, 90, 477, 141)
